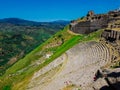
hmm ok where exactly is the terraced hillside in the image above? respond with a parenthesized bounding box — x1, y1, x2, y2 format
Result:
(27, 41, 112, 90)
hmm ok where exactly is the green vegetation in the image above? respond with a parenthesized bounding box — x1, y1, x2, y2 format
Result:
(3, 85, 11, 90)
(0, 25, 103, 90)
(0, 21, 65, 75)
(62, 84, 81, 90)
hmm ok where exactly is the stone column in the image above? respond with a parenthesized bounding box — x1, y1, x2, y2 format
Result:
(111, 30, 114, 38)
(113, 31, 116, 39)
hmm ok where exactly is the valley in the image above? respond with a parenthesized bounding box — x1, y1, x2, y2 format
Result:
(0, 18, 67, 75)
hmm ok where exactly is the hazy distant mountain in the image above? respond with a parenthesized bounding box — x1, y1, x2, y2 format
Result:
(0, 18, 70, 26)
(0, 18, 40, 26)
(51, 20, 70, 25)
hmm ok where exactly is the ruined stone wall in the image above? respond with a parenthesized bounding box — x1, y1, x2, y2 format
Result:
(101, 30, 120, 42)
(101, 30, 120, 61)
(70, 17, 108, 34)
(90, 17, 108, 30)
(70, 10, 120, 34)
(71, 21, 90, 34)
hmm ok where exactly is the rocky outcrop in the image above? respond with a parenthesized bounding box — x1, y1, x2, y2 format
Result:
(92, 68, 120, 90)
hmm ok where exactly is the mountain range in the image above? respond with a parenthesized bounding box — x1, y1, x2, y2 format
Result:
(0, 18, 70, 26)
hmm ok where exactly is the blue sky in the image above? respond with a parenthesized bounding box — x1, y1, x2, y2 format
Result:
(0, 0, 119, 21)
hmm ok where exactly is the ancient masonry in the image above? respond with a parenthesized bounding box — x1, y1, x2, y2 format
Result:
(101, 30, 120, 42)
(101, 30, 120, 64)
(69, 10, 120, 89)
(70, 10, 120, 34)
(70, 9, 120, 68)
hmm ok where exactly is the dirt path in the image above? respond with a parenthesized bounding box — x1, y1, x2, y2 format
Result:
(67, 30, 80, 35)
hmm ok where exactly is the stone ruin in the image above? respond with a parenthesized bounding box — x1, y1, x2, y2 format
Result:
(69, 9, 120, 89)
(93, 30, 120, 90)
(101, 29, 120, 55)
(101, 30, 120, 42)
(70, 10, 120, 34)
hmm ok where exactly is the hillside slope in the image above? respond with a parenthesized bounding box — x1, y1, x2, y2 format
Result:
(0, 18, 66, 75)
(0, 25, 103, 90)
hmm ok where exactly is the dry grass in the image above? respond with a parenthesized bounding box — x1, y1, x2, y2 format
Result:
(62, 84, 80, 90)
(12, 75, 32, 90)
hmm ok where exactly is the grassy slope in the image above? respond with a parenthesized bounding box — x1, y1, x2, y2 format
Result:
(0, 26, 103, 90)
